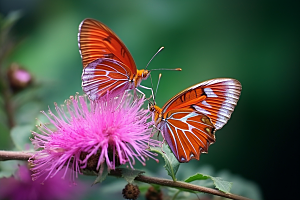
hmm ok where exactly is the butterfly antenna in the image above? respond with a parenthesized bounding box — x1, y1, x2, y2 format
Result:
(149, 73, 155, 102)
(145, 47, 164, 70)
(155, 73, 162, 99)
(151, 68, 182, 71)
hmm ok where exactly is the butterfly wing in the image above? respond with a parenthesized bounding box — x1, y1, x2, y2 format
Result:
(160, 78, 241, 162)
(81, 58, 133, 100)
(159, 108, 216, 162)
(162, 78, 242, 130)
(78, 18, 137, 100)
(78, 18, 137, 71)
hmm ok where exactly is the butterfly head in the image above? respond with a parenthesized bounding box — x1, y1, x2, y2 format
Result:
(148, 102, 162, 126)
(148, 101, 155, 111)
(134, 69, 150, 87)
(141, 69, 150, 80)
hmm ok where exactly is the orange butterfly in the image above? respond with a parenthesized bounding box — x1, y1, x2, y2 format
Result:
(149, 78, 242, 163)
(78, 18, 180, 100)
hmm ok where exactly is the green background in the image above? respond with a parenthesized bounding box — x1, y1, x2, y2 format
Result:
(1, 0, 299, 199)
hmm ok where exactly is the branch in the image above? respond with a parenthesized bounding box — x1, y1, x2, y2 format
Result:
(0, 150, 32, 161)
(0, 64, 15, 128)
(109, 170, 251, 200)
(0, 150, 251, 200)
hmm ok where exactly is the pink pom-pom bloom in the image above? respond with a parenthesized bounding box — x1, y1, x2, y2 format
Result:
(30, 93, 160, 182)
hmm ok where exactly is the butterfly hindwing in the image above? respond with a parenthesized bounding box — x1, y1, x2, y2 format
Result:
(161, 108, 216, 163)
(81, 58, 132, 100)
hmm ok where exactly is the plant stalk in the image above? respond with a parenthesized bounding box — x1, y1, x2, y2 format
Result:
(0, 150, 252, 200)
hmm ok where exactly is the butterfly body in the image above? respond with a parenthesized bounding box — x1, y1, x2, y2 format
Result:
(150, 105, 163, 125)
(133, 69, 150, 88)
(150, 78, 241, 163)
(78, 18, 152, 100)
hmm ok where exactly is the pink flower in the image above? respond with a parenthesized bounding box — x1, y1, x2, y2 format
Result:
(0, 165, 83, 200)
(7, 63, 32, 91)
(30, 93, 160, 182)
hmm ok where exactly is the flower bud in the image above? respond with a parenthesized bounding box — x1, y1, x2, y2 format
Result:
(7, 63, 32, 91)
(122, 183, 140, 200)
(145, 186, 163, 200)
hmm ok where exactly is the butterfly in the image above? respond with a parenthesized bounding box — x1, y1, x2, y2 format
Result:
(78, 18, 180, 100)
(149, 78, 242, 163)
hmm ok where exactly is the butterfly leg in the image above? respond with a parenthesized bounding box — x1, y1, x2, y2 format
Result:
(147, 125, 160, 144)
(115, 90, 128, 111)
(147, 126, 157, 149)
(138, 85, 154, 100)
(133, 88, 139, 99)
(150, 125, 166, 154)
(159, 131, 167, 154)
(135, 88, 146, 99)
(160, 137, 166, 154)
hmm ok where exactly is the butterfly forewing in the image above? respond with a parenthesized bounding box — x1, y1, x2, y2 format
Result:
(162, 78, 242, 130)
(78, 18, 139, 100)
(78, 18, 137, 72)
(161, 108, 216, 162)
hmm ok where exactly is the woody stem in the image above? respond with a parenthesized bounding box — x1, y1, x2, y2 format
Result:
(0, 150, 251, 200)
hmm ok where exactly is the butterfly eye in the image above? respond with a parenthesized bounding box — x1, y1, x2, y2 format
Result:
(143, 70, 150, 78)
(149, 106, 153, 112)
(149, 104, 155, 112)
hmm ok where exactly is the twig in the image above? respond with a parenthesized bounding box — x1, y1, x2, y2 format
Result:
(0, 150, 32, 161)
(109, 170, 251, 200)
(2, 80, 15, 128)
(0, 28, 17, 129)
(0, 65, 15, 128)
(0, 150, 251, 200)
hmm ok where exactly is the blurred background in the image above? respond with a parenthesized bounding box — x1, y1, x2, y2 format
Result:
(0, 0, 299, 199)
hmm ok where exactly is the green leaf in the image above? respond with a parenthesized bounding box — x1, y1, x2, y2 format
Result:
(210, 177, 232, 193)
(137, 185, 150, 193)
(184, 173, 210, 183)
(151, 184, 161, 192)
(10, 124, 34, 150)
(81, 169, 97, 176)
(0, 161, 20, 178)
(184, 173, 232, 193)
(92, 164, 109, 185)
(0, 171, 13, 178)
(120, 168, 145, 184)
(151, 145, 180, 181)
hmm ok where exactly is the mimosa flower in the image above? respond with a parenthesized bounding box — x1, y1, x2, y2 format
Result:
(30, 93, 159, 182)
